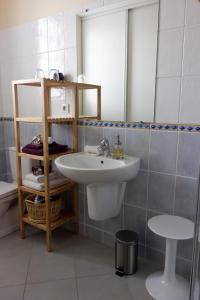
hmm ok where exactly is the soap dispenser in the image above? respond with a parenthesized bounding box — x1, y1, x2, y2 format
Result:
(112, 135, 124, 159)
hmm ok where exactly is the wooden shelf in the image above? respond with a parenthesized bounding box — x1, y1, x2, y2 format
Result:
(23, 212, 74, 231)
(16, 117, 74, 124)
(20, 181, 75, 196)
(18, 150, 73, 161)
(12, 77, 101, 251)
(12, 78, 100, 90)
(16, 117, 43, 123)
(78, 116, 98, 120)
(47, 117, 74, 123)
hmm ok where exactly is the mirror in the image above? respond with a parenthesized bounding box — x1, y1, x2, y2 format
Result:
(78, 0, 159, 122)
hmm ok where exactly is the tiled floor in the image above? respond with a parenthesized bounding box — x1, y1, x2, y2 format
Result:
(0, 228, 159, 300)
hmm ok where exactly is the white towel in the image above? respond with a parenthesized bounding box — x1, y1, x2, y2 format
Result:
(84, 145, 98, 154)
(25, 172, 58, 184)
(23, 177, 70, 191)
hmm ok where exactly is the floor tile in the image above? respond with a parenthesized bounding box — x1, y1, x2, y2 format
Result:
(0, 231, 33, 259)
(24, 279, 77, 300)
(126, 259, 159, 300)
(77, 259, 157, 300)
(74, 245, 114, 277)
(0, 285, 24, 300)
(0, 254, 30, 287)
(27, 234, 75, 283)
(27, 253, 75, 283)
(77, 274, 134, 300)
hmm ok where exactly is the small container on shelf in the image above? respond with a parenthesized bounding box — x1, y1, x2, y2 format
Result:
(25, 194, 62, 224)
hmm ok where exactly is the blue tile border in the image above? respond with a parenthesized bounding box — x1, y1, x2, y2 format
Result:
(0, 117, 14, 122)
(2, 117, 200, 132)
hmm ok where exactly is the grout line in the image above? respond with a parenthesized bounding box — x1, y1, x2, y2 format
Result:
(148, 169, 198, 180)
(72, 252, 80, 300)
(22, 240, 34, 300)
(159, 20, 200, 32)
(144, 127, 151, 259)
(173, 129, 180, 215)
(177, 0, 187, 124)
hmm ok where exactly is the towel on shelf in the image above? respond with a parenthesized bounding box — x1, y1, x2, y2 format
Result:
(25, 143, 43, 150)
(25, 171, 58, 184)
(23, 176, 70, 191)
(22, 142, 69, 156)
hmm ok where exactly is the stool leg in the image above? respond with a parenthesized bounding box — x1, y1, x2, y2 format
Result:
(163, 238, 177, 283)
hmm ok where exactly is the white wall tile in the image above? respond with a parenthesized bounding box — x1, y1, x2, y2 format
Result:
(179, 76, 200, 123)
(183, 26, 200, 76)
(157, 29, 184, 77)
(64, 48, 78, 81)
(48, 13, 64, 51)
(36, 52, 49, 77)
(159, 0, 186, 30)
(49, 50, 65, 73)
(49, 50, 65, 98)
(186, 0, 200, 26)
(156, 77, 181, 123)
(34, 18, 48, 54)
(64, 12, 78, 49)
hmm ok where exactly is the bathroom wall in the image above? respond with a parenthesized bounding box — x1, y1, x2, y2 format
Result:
(0, 0, 199, 278)
(0, 0, 83, 29)
(156, 0, 200, 123)
(78, 120, 199, 278)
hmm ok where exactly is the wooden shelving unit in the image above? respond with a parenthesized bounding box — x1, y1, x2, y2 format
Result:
(12, 78, 101, 251)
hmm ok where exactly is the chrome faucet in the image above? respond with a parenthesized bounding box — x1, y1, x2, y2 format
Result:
(97, 138, 111, 157)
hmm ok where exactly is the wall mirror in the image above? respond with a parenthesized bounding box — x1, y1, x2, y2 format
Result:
(78, 0, 159, 122)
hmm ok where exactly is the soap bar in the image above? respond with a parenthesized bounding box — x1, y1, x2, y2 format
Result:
(84, 145, 98, 154)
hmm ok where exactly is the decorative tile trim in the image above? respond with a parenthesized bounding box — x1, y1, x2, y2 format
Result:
(2, 117, 200, 132)
(178, 124, 200, 132)
(78, 119, 200, 132)
(0, 117, 14, 122)
(150, 123, 178, 131)
(78, 120, 150, 129)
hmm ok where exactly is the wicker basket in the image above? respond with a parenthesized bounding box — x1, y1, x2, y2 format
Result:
(25, 195, 62, 224)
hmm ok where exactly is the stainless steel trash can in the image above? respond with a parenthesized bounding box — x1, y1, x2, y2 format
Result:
(115, 230, 138, 276)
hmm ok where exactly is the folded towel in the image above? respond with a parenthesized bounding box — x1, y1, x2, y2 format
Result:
(25, 143, 43, 150)
(25, 171, 58, 184)
(23, 177, 69, 191)
(84, 145, 98, 154)
(22, 142, 68, 156)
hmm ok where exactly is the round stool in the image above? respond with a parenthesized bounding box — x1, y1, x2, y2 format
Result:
(145, 215, 194, 300)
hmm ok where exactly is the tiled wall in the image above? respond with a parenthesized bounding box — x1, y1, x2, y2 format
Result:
(156, 0, 200, 123)
(0, 0, 200, 279)
(0, 0, 200, 123)
(78, 122, 199, 278)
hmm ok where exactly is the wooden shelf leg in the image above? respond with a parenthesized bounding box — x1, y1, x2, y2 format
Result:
(72, 184, 79, 234)
(46, 229, 52, 252)
(19, 191, 25, 239)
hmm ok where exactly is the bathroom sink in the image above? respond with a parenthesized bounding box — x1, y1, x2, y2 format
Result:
(55, 152, 140, 221)
(55, 152, 140, 184)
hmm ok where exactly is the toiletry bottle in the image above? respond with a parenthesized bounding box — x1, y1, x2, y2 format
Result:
(112, 135, 124, 159)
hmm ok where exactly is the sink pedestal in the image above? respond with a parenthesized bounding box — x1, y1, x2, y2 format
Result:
(87, 182, 126, 221)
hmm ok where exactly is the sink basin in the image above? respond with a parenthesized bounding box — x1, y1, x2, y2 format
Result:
(55, 152, 140, 221)
(55, 152, 140, 184)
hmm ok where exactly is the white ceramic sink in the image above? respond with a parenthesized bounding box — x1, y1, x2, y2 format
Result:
(55, 152, 140, 184)
(55, 152, 140, 221)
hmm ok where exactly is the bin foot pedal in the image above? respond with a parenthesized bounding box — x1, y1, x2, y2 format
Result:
(115, 270, 124, 277)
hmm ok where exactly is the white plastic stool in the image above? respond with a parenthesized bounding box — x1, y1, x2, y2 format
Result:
(145, 215, 194, 300)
